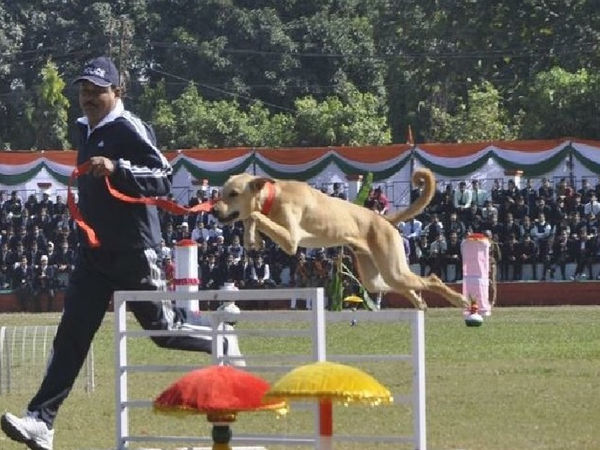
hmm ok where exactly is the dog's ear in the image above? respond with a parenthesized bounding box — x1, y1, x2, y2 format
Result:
(249, 177, 275, 193)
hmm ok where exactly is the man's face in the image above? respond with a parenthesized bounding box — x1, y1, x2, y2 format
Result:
(78, 80, 118, 127)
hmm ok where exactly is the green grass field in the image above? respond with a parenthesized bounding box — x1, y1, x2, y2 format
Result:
(1, 306, 599, 449)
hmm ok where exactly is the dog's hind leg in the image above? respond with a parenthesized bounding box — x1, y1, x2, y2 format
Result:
(421, 274, 469, 308)
(352, 253, 391, 293)
(403, 290, 427, 310)
(370, 229, 467, 308)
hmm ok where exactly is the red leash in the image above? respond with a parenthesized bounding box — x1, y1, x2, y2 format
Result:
(67, 162, 215, 247)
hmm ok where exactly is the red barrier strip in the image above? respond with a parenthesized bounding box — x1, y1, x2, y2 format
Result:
(67, 162, 215, 247)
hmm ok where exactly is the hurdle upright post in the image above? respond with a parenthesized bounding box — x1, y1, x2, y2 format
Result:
(114, 292, 129, 449)
(412, 310, 426, 450)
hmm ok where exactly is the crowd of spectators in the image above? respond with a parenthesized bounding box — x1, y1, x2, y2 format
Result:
(403, 177, 600, 282)
(1, 176, 600, 310)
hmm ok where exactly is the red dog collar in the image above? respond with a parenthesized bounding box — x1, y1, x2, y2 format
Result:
(261, 181, 276, 216)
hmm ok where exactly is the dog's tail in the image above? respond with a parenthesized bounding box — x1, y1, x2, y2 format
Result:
(384, 168, 436, 225)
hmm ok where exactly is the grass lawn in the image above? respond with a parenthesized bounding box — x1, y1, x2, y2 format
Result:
(0, 306, 599, 449)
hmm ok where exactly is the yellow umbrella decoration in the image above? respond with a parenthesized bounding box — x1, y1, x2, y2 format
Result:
(264, 361, 393, 448)
(343, 295, 364, 305)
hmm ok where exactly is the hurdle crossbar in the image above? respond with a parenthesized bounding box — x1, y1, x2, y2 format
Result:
(114, 287, 426, 449)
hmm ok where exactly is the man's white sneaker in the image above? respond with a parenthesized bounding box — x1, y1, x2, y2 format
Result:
(1, 412, 54, 450)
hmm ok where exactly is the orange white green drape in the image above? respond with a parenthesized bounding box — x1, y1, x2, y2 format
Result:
(0, 139, 599, 190)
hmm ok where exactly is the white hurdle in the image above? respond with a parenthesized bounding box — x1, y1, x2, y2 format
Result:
(114, 288, 426, 449)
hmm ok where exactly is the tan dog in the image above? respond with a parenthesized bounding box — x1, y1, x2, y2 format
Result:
(212, 169, 468, 309)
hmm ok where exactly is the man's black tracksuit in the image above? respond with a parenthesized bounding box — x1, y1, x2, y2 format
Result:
(28, 100, 212, 427)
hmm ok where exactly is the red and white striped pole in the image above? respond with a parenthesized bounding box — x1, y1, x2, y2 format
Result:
(174, 239, 200, 314)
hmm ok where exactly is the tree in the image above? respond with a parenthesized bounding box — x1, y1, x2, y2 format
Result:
(521, 67, 600, 139)
(294, 82, 391, 146)
(428, 81, 520, 142)
(27, 60, 70, 150)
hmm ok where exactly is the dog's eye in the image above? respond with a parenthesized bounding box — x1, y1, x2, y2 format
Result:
(229, 191, 238, 198)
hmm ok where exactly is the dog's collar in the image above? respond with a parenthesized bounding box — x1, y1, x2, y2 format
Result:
(261, 181, 276, 215)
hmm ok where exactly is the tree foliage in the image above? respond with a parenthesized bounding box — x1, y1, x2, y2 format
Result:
(1, 1, 599, 149)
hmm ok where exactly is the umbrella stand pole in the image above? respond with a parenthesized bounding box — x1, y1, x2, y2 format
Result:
(318, 398, 333, 450)
(211, 423, 233, 450)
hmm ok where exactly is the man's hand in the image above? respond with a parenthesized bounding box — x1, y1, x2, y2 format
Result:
(89, 156, 116, 177)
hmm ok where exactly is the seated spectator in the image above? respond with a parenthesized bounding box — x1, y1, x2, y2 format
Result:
(549, 197, 568, 225)
(497, 197, 515, 225)
(197, 240, 211, 263)
(33, 206, 53, 237)
(401, 218, 422, 263)
(584, 192, 600, 216)
(54, 241, 75, 288)
(27, 241, 42, 267)
(25, 224, 48, 254)
(511, 195, 530, 224)
(12, 255, 33, 311)
(490, 179, 504, 206)
(538, 178, 554, 202)
(292, 251, 312, 288)
(568, 211, 586, 237)
(444, 212, 466, 240)
(227, 235, 245, 261)
(423, 213, 444, 241)
(24, 194, 38, 216)
(481, 200, 499, 223)
(45, 241, 57, 265)
(542, 231, 570, 281)
(503, 179, 519, 202)
(249, 254, 276, 289)
(556, 177, 574, 202)
(567, 193, 585, 217)
(570, 228, 596, 280)
(587, 213, 599, 233)
(520, 178, 538, 212)
(200, 253, 221, 289)
(463, 202, 482, 226)
(330, 182, 347, 200)
(53, 195, 67, 219)
(578, 178, 594, 201)
(163, 255, 175, 291)
(519, 215, 535, 240)
(177, 222, 193, 241)
(500, 213, 521, 242)
(516, 234, 538, 280)
(444, 231, 462, 282)
(187, 189, 206, 229)
(32, 254, 57, 311)
(483, 212, 504, 239)
(162, 222, 177, 246)
(501, 233, 519, 281)
(0, 242, 10, 289)
(220, 253, 245, 289)
(531, 213, 553, 256)
(191, 220, 210, 243)
(428, 233, 447, 279)
(4, 191, 24, 227)
(207, 220, 224, 241)
(415, 235, 433, 276)
(470, 179, 488, 207)
(453, 181, 472, 219)
(531, 197, 552, 222)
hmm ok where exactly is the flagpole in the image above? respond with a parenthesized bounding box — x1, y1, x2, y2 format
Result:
(407, 125, 416, 201)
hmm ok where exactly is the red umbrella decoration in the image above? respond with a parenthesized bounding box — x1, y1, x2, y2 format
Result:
(154, 365, 287, 450)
